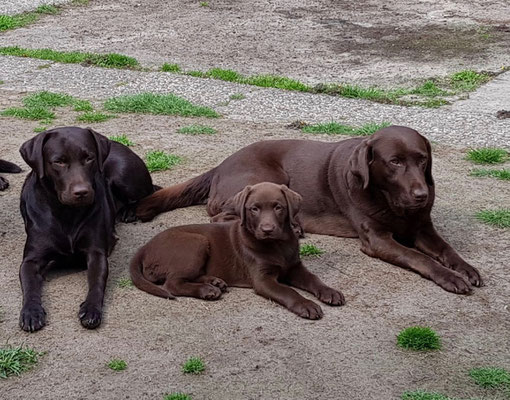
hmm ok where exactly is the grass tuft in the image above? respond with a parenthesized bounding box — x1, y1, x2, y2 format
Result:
(401, 390, 452, 400)
(107, 359, 127, 371)
(299, 244, 324, 257)
(161, 63, 181, 73)
(397, 326, 441, 351)
(164, 394, 192, 400)
(76, 111, 115, 123)
(229, 93, 246, 100)
(145, 151, 182, 172)
(104, 93, 219, 118)
(72, 99, 93, 112)
(470, 168, 510, 181)
(469, 367, 510, 388)
(186, 70, 206, 78)
(244, 74, 310, 91)
(409, 81, 450, 97)
(206, 68, 244, 82)
(302, 121, 390, 136)
(109, 134, 134, 146)
(1, 106, 55, 121)
(0, 345, 43, 379)
(0, 47, 139, 69)
(475, 209, 510, 228)
(466, 148, 508, 164)
(450, 70, 491, 91)
(23, 91, 73, 108)
(33, 125, 48, 133)
(181, 357, 205, 374)
(177, 124, 217, 135)
(35, 5, 60, 15)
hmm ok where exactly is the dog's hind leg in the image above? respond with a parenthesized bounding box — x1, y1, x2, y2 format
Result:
(164, 279, 223, 300)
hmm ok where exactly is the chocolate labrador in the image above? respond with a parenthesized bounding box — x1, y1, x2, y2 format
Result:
(0, 159, 22, 190)
(131, 182, 344, 319)
(19, 126, 157, 332)
(137, 125, 482, 294)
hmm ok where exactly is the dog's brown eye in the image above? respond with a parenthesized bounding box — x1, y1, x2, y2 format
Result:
(274, 205, 283, 212)
(85, 156, 94, 163)
(250, 206, 259, 213)
(390, 159, 402, 166)
(53, 160, 66, 167)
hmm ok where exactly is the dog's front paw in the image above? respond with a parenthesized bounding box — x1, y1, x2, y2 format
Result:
(290, 300, 323, 320)
(198, 284, 223, 300)
(316, 286, 345, 306)
(19, 303, 46, 332)
(433, 270, 472, 295)
(79, 302, 102, 329)
(0, 176, 9, 191)
(452, 262, 483, 287)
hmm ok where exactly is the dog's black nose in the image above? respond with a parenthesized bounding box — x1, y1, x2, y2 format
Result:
(412, 188, 428, 201)
(73, 186, 90, 199)
(260, 224, 276, 233)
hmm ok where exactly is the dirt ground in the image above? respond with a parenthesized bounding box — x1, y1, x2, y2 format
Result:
(0, 93, 509, 399)
(1, 0, 510, 87)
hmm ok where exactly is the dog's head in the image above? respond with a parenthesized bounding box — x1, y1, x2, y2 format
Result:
(232, 182, 302, 240)
(349, 125, 434, 214)
(20, 127, 111, 207)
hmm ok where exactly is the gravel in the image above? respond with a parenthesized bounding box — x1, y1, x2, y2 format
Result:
(0, 55, 509, 149)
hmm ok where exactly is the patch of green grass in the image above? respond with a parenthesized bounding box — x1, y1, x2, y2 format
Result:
(186, 70, 206, 78)
(229, 93, 245, 100)
(177, 124, 217, 135)
(0, 47, 139, 69)
(302, 121, 390, 136)
(409, 81, 450, 97)
(72, 0, 90, 5)
(164, 394, 192, 400)
(200, 2, 209, 6)
(1, 106, 55, 121)
(73, 99, 93, 112)
(466, 148, 508, 164)
(104, 93, 219, 118)
(33, 125, 48, 133)
(470, 168, 510, 180)
(0, 13, 38, 31)
(299, 244, 324, 257)
(397, 326, 441, 351)
(475, 209, 510, 228)
(0, 345, 43, 379)
(244, 74, 310, 91)
(206, 68, 244, 82)
(109, 134, 134, 146)
(107, 359, 127, 371)
(116, 277, 134, 288)
(181, 357, 205, 374)
(23, 91, 74, 108)
(35, 5, 60, 15)
(450, 70, 491, 91)
(77, 111, 115, 123)
(161, 63, 181, 73)
(469, 367, 510, 388)
(145, 151, 182, 172)
(401, 391, 452, 400)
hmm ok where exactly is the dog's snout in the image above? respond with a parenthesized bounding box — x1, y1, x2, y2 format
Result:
(260, 224, 276, 233)
(73, 185, 91, 199)
(412, 187, 428, 201)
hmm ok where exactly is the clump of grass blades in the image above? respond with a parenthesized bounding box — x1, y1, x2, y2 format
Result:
(164, 393, 192, 400)
(470, 168, 510, 180)
(109, 134, 134, 146)
(466, 148, 508, 164)
(107, 359, 127, 371)
(77, 112, 115, 123)
(469, 367, 510, 388)
(161, 63, 181, 73)
(145, 151, 182, 172)
(450, 70, 491, 91)
(0, 47, 139, 69)
(243, 74, 310, 91)
(475, 209, 510, 228)
(181, 357, 205, 374)
(302, 121, 390, 136)
(0, 345, 43, 378)
(1, 106, 55, 121)
(299, 244, 324, 257)
(229, 93, 245, 100)
(23, 91, 74, 108)
(73, 99, 93, 112)
(177, 125, 217, 135)
(401, 391, 453, 400)
(116, 277, 134, 288)
(409, 81, 450, 97)
(206, 68, 244, 82)
(0, 5, 58, 32)
(104, 93, 219, 118)
(397, 326, 441, 351)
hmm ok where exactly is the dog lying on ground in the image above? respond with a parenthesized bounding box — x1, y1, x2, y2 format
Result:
(0, 159, 22, 190)
(131, 182, 344, 319)
(137, 125, 482, 294)
(19, 126, 157, 332)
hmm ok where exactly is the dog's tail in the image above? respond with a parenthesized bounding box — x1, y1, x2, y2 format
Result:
(136, 169, 215, 222)
(0, 160, 22, 173)
(129, 248, 175, 299)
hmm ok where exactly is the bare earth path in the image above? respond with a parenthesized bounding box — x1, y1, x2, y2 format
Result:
(0, 1, 509, 399)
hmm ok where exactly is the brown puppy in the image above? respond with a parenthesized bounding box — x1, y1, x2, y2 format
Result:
(137, 126, 482, 294)
(130, 182, 344, 319)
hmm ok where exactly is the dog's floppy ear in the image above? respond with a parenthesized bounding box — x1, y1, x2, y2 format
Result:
(280, 185, 302, 231)
(424, 137, 434, 186)
(19, 130, 51, 179)
(349, 138, 373, 190)
(88, 128, 111, 173)
(232, 185, 252, 226)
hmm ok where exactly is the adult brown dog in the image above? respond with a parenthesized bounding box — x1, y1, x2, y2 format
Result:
(137, 126, 482, 294)
(19, 127, 157, 332)
(131, 182, 344, 319)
